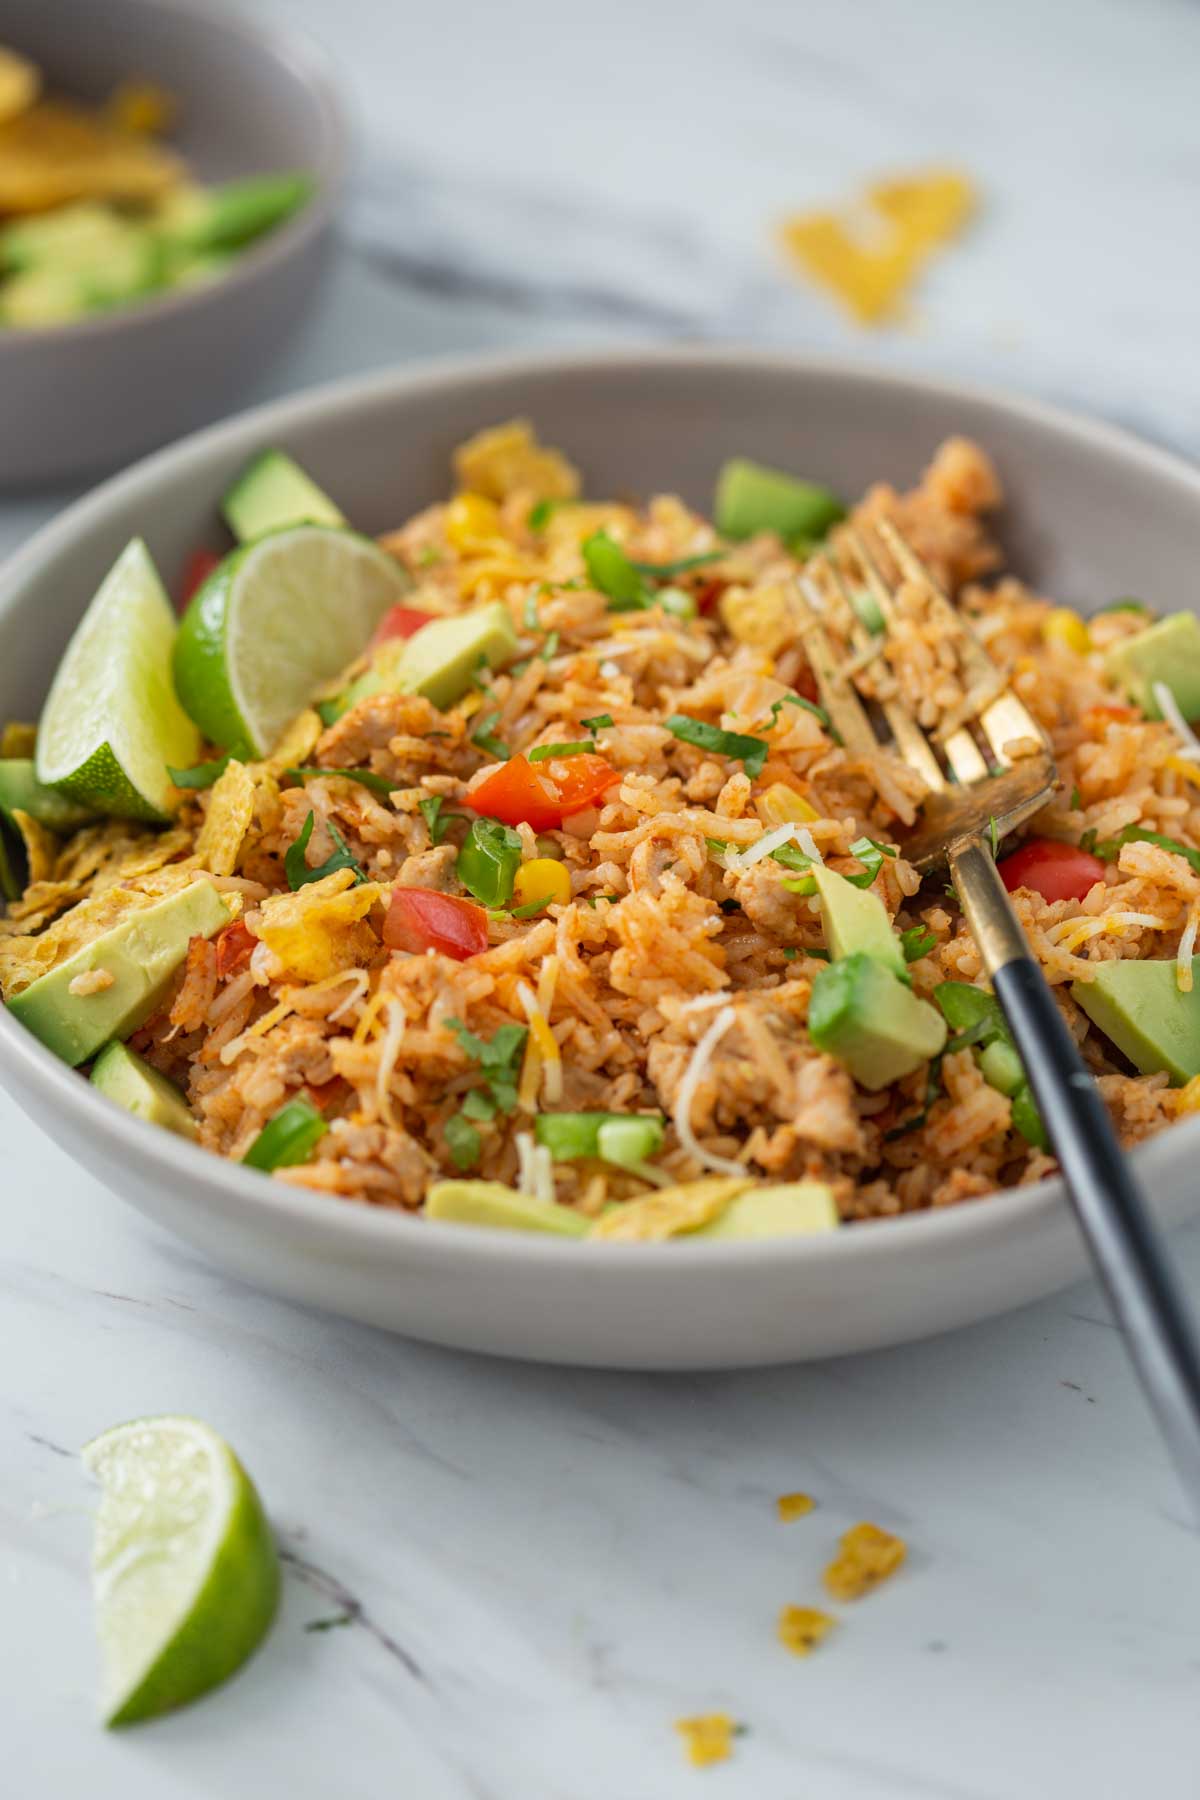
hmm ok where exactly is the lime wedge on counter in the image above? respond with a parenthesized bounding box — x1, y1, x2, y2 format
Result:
(173, 525, 409, 757)
(82, 1415, 279, 1727)
(36, 539, 201, 821)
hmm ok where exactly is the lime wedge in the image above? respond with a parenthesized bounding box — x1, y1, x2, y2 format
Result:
(82, 1416, 279, 1727)
(173, 525, 409, 756)
(36, 539, 200, 821)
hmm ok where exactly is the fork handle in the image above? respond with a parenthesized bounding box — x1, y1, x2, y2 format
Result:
(950, 838, 1200, 1508)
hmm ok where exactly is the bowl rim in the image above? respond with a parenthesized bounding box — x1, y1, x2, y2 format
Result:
(0, 0, 349, 349)
(3, 340, 1200, 1276)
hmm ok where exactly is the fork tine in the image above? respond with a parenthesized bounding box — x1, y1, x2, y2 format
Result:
(791, 577, 881, 757)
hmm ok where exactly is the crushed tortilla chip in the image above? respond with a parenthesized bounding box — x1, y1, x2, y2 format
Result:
(777, 1605, 835, 1656)
(823, 1522, 907, 1601)
(0, 47, 39, 126)
(674, 1715, 739, 1769)
(253, 868, 381, 982)
(0, 720, 36, 758)
(0, 98, 182, 213)
(0, 885, 158, 996)
(453, 419, 580, 504)
(261, 708, 323, 774)
(195, 759, 255, 877)
(67, 966, 114, 997)
(779, 168, 976, 326)
(776, 1492, 815, 1522)
(10, 808, 57, 885)
(588, 1176, 753, 1242)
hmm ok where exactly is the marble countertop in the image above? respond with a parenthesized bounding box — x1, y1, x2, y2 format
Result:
(6, 0, 1200, 1792)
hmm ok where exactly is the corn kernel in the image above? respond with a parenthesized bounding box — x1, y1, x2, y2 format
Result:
(756, 782, 819, 827)
(513, 858, 572, 910)
(445, 492, 504, 551)
(777, 1604, 835, 1656)
(1042, 608, 1091, 655)
(1175, 1075, 1200, 1115)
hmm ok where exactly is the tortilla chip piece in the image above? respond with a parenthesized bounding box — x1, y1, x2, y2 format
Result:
(0, 47, 39, 127)
(0, 885, 158, 996)
(195, 759, 255, 877)
(0, 99, 182, 212)
(10, 808, 57, 885)
(261, 709, 322, 775)
(589, 1176, 753, 1242)
(90, 826, 192, 890)
(253, 868, 381, 983)
(453, 420, 580, 504)
(0, 721, 36, 758)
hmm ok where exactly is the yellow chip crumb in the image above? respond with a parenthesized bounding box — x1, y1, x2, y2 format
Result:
(776, 1491, 815, 1522)
(589, 1176, 752, 1242)
(777, 1604, 835, 1656)
(674, 1713, 739, 1768)
(453, 418, 580, 504)
(67, 966, 114, 997)
(823, 1521, 908, 1601)
(194, 759, 256, 878)
(779, 168, 976, 326)
(0, 720, 36, 758)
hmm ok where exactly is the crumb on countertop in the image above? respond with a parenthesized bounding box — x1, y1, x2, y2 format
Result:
(777, 1604, 836, 1656)
(823, 1521, 908, 1601)
(674, 1713, 741, 1768)
(775, 1490, 815, 1522)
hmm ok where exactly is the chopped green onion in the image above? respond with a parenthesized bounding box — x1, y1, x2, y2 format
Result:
(1097, 598, 1150, 615)
(764, 692, 833, 735)
(534, 1110, 664, 1165)
(471, 711, 510, 761)
(1010, 1082, 1049, 1150)
(315, 696, 344, 728)
(714, 458, 845, 543)
(899, 925, 937, 963)
(444, 1112, 482, 1170)
(540, 630, 560, 661)
(1087, 824, 1200, 875)
(989, 815, 1000, 859)
(286, 765, 394, 798)
(804, 946, 830, 961)
(528, 499, 562, 532)
(848, 587, 885, 635)
(285, 812, 368, 890)
(243, 1097, 328, 1171)
(510, 894, 553, 919)
(582, 531, 651, 612)
(838, 836, 896, 889)
(933, 981, 1046, 1147)
(523, 593, 541, 630)
(658, 586, 698, 620)
(629, 551, 723, 578)
(457, 817, 523, 906)
(770, 842, 813, 873)
(167, 754, 231, 789)
(529, 740, 594, 762)
(979, 1038, 1024, 1097)
(419, 795, 464, 846)
(581, 713, 613, 732)
(1069, 786, 1082, 811)
(665, 713, 769, 778)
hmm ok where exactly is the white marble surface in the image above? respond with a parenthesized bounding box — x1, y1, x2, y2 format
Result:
(6, 0, 1200, 1791)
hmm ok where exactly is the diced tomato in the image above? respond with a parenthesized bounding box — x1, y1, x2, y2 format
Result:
(383, 887, 489, 960)
(369, 605, 437, 650)
(214, 918, 256, 979)
(998, 838, 1106, 903)
(1084, 703, 1136, 727)
(465, 751, 620, 831)
(180, 547, 221, 609)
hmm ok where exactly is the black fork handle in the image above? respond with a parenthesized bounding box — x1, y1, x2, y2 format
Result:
(951, 838, 1200, 1509)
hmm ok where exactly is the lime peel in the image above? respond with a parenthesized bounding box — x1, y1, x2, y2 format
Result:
(82, 1415, 279, 1727)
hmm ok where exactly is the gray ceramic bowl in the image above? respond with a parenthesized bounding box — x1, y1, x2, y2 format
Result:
(0, 0, 346, 487)
(1, 347, 1199, 1369)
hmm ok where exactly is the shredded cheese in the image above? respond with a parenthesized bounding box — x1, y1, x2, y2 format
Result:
(1178, 899, 1200, 993)
(1153, 681, 1200, 759)
(1046, 910, 1166, 954)
(327, 968, 370, 1023)
(353, 989, 390, 1045)
(1165, 755, 1200, 789)
(723, 821, 804, 871)
(673, 1005, 747, 1178)
(517, 977, 562, 1104)
(515, 1130, 556, 1203)
(374, 997, 406, 1126)
(796, 826, 824, 866)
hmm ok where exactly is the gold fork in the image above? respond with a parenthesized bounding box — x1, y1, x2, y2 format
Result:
(798, 522, 1200, 1506)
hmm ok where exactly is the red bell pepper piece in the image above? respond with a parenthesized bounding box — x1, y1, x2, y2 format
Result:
(383, 887, 489, 960)
(465, 752, 619, 831)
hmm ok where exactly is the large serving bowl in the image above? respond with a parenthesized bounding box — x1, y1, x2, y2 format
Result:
(2, 347, 1199, 1368)
(0, 0, 346, 487)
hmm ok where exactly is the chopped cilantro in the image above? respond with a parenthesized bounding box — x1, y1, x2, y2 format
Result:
(581, 713, 614, 732)
(1087, 824, 1200, 874)
(287, 765, 394, 798)
(1069, 786, 1082, 811)
(315, 696, 344, 728)
(471, 711, 509, 760)
(765, 692, 831, 732)
(510, 894, 554, 918)
(529, 740, 593, 762)
(446, 1019, 528, 1118)
(842, 837, 897, 889)
(419, 796, 464, 846)
(528, 499, 562, 532)
(665, 713, 769, 778)
(899, 925, 938, 963)
(167, 754, 231, 789)
(628, 550, 723, 578)
(284, 812, 367, 890)
(582, 531, 651, 612)
(444, 1112, 482, 1170)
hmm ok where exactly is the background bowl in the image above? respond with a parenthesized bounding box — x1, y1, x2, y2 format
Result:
(0, 0, 346, 488)
(1, 346, 1199, 1369)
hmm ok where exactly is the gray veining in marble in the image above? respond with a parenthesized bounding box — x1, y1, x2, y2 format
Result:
(5, 0, 1200, 1792)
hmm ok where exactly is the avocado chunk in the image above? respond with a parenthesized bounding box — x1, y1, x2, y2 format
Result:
(1103, 613, 1200, 721)
(1, 202, 129, 274)
(344, 601, 518, 714)
(90, 1041, 197, 1140)
(1071, 957, 1200, 1085)
(812, 863, 905, 978)
(714, 457, 845, 543)
(221, 448, 346, 542)
(0, 759, 91, 831)
(8, 882, 232, 1067)
(159, 173, 313, 255)
(694, 1180, 839, 1240)
(425, 1179, 588, 1237)
(808, 951, 947, 1090)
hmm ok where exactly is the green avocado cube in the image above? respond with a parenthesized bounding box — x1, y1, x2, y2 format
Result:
(694, 1180, 839, 1239)
(90, 1041, 197, 1139)
(1071, 957, 1200, 1085)
(811, 863, 905, 978)
(344, 602, 518, 714)
(808, 952, 947, 1091)
(425, 1180, 588, 1236)
(1103, 613, 1200, 721)
(8, 882, 232, 1067)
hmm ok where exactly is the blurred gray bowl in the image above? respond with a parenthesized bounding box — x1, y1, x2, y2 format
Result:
(0, 0, 347, 488)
